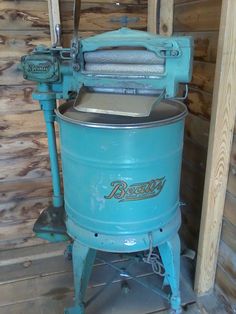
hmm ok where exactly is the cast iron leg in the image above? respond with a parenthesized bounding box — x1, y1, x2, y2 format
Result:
(64, 241, 96, 314)
(158, 234, 181, 314)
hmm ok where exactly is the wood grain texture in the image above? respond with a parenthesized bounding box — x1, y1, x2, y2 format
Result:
(0, 60, 29, 86)
(0, 30, 104, 61)
(220, 218, 236, 259)
(217, 240, 236, 281)
(191, 61, 215, 94)
(0, 177, 53, 204)
(216, 240, 236, 308)
(0, 86, 37, 113)
(224, 192, 236, 227)
(0, 1, 147, 32)
(174, 0, 222, 32)
(147, 0, 159, 33)
(227, 164, 236, 196)
(0, 218, 47, 250)
(195, 0, 236, 294)
(0, 111, 46, 137)
(0, 197, 51, 227)
(185, 88, 212, 120)
(185, 113, 210, 148)
(175, 31, 219, 63)
(159, 0, 174, 36)
(0, 135, 48, 160)
(48, 0, 61, 45)
(215, 263, 236, 306)
(183, 137, 207, 171)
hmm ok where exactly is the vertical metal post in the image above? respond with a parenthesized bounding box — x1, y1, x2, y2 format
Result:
(37, 84, 63, 208)
(158, 234, 181, 313)
(65, 241, 96, 314)
(43, 105, 63, 207)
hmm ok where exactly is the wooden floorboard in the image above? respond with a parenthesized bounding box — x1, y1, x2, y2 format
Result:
(0, 243, 196, 314)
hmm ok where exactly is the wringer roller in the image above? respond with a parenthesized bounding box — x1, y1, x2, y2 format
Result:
(21, 1, 193, 313)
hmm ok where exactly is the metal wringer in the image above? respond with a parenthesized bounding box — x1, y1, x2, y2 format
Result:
(21, 2, 193, 313)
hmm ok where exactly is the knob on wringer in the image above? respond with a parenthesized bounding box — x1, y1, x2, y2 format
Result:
(21, 0, 193, 313)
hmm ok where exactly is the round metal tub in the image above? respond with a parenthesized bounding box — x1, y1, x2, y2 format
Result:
(56, 97, 187, 252)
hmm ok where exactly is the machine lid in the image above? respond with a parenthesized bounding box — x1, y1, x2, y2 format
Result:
(57, 95, 187, 129)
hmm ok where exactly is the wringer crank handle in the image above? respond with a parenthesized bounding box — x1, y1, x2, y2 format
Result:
(53, 24, 62, 48)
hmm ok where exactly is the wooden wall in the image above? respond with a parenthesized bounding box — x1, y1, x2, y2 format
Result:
(174, 0, 236, 308)
(173, 0, 222, 250)
(1, 1, 235, 307)
(0, 0, 147, 249)
(215, 133, 236, 308)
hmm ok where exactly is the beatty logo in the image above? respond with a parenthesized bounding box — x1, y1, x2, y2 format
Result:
(27, 62, 51, 73)
(104, 177, 166, 202)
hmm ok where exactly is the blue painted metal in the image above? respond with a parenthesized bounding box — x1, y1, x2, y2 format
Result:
(21, 28, 193, 100)
(33, 84, 63, 208)
(159, 234, 181, 313)
(64, 241, 96, 314)
(56, 104, 186, 253)
(20, 27, 193, 313)
(110, 16, 140, 27)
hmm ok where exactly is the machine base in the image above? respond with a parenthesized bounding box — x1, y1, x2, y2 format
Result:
(68, 233, 181, 314)
(33, 205, 70, 242)
(64, 304, 84, 314)
(66, 210, 181, 253)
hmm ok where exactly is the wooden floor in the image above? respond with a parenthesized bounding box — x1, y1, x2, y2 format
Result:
(0, 242, 228, 314)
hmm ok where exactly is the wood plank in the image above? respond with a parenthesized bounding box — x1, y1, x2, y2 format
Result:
(0, 154, 50, 182)
(0, 218, 47, 250)
(0, 31, 50, 60)
(230, 134, 236, 166)
(159, 0, 174, 36)
(191, 61, 215, 94)
(183, 137, 207, 172)
(227, 164, 236, 196)
(0, 31, 104, 61)
(0, 252, 195, 313)
(181, 184, 203, 216)
(0, 235, 46, 251)
(48, 0, 61, 45)
(174, 0, 222, 32)
(217, 240, 236, 281)
(181, 162, 205, 198)
(0, 177, 53, 204)
(184, 113, 210, 148)
(0, 60, 30, 86)
(195, 0, 236, 294)
(0, 197, 51, 227)
(0, 111, 46, 137)
(180, 204, 201, 250)
(221, 218, 236, 254)
(147, 0, 159, 33)
(0, 2, 147, 32)
(0, 135, 48, 160)
(224, 192, 236, 227)
(215, 263, 236, 305)
(0, 86, 38, 113)
(185, 88, 212, 120)
(175, 31, 219, 63)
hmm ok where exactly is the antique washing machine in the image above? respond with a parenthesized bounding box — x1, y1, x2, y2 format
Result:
(21, 3, 193, 313)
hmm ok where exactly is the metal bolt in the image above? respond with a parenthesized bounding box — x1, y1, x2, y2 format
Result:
(171, 50, 179, 57)
(73, 64, 80, 72)
(121, 281, 131, 295)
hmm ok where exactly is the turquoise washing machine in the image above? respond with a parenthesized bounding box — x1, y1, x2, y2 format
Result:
(20, 9, 193, 313)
